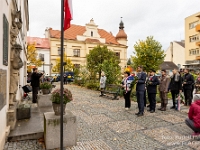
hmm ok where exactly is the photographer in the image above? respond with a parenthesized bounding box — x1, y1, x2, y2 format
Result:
(31, 68, 43, 103)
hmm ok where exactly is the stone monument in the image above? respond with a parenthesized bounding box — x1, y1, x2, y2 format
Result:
(7, 10, 23, 130)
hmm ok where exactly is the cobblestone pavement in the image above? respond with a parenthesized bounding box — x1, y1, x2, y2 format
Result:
(4, 84, 200, 150)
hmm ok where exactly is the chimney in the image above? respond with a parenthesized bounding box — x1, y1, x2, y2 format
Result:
(45, 27, 50, 38)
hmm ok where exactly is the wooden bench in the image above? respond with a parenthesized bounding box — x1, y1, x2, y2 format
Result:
(100, 84, 121, 100)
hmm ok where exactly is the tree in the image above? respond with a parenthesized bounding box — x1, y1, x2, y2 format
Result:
(52, 53, 73, 73)
(102, 57, 121, 84)
(86, 45, 120, 80)
(131, 36, 165, 72)
(27, 44, 42, 72)
(127, 58, 132, 65)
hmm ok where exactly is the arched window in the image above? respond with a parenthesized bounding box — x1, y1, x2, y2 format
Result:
(91, 31, 93, 37)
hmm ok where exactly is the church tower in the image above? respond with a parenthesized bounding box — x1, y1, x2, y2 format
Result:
(116, 18, 127, 45)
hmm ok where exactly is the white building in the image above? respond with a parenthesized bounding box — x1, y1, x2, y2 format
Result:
(0, 0, 29, 149)
(27, 37, 51, 75)
(164, 41, 185, 69)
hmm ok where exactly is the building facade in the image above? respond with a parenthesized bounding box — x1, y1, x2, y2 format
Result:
(0, 0, 29, 148)
(27, 37, 51, 75)
(46, 19, 128, 74)
(164, 41, 185, 69)
(184, 12, 200, 70)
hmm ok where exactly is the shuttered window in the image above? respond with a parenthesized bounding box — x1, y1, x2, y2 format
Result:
(3, 14, 9, 66)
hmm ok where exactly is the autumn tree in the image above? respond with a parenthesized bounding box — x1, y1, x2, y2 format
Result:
(86, 45, 120, 80)
(131, 36, 165, 72)
(52, 53, 73, 73)
(27, 44, 42, 72)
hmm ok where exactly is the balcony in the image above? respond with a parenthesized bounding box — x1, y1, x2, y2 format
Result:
(196, 41, 200, 46)
(196, 56, 200, 60)
(196, 24, 200, 32)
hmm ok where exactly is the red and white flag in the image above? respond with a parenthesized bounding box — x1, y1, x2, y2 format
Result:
(64, 0, 73, 30)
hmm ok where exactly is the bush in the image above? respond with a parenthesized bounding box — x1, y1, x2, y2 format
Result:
(40, 82, 52, 89)
(85, 82, 99, 90)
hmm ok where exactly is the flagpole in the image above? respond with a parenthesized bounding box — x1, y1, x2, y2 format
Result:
(60, 0, 64, 149)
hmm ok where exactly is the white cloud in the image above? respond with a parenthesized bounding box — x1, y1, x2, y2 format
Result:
(28, 0, 200, 58)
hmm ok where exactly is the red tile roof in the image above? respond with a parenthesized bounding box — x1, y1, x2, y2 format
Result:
(49, 24, 120, 45)
(27, 37, 50, 49)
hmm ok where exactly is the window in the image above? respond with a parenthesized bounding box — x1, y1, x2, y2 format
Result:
(58, 47, 65, 55)
(74, 64, 80, 68)
(189, 35, 199, 42)
(91, 31, 93, 37)
(190, 49, 200, 55)
(73, 49, 80, 57)
(3, 14, 9, 66)
(39, 53, 44, 61)
(189, 21, 198, 29)
(116, 52, 120, 58)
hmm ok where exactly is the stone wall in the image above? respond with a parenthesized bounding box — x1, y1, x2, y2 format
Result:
(0, 69, 7, 110)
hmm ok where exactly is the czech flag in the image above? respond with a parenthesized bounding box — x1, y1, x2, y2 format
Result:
(64, 0, 73, 30)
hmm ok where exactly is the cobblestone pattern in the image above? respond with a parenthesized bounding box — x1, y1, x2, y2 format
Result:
(4, 85, 199, 150)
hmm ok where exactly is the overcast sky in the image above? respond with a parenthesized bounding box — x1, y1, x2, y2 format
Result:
(28, 0, 200, 58)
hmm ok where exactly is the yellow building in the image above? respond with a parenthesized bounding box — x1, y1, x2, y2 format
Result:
(184, 12, 200, 70)
(46, 19, 128, 74)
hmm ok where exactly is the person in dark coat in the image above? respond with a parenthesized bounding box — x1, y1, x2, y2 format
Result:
(169, 69, 182, 109)
(182, 69, 194, 106)
(31, 68, 43, 103)
(135, 66, 147, 116)
(146, 69, 160, 113)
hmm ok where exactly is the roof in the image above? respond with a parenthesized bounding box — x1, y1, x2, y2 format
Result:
(174, 41, 185, 48)
(49, 24, 120, 45)
(160, 61, 178, 70)
(27, 37, 50, 49)
(116, 29, 127, 39)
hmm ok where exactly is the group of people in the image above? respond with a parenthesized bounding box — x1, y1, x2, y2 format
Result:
(121, 65, 200, 136)
(63, 74, 73, 84)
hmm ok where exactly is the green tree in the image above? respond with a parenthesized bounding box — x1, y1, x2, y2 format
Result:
(131, 36, 165, 72)
(52, 54, 73, 73)
(27, 44, 42, 72)
(86, 45, 120, 80)
(102, 58, 121, 84)
(127, 58, 132, 65)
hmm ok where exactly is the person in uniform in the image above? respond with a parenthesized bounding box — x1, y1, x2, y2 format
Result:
(146, 69, 160, 113)
(135, 66, 147, 116)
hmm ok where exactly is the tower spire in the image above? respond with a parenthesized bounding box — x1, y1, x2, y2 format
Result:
(119, 17, 124, 30)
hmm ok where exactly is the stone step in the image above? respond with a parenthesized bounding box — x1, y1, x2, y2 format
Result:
(7, 106, 44, 142)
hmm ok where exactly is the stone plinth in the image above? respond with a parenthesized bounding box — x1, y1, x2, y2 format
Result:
(44, 111, 77, 150)
(7, 102, 18, 130)
(38, 94, 52, 107)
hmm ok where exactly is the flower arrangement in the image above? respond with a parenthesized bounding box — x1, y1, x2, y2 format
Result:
(40, 82, 52, 89)
(51, 88, 73, 104)
(130, 76, 138, 89)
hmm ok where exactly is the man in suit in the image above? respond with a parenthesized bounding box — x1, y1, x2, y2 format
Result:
(158, 70, 170, 111)
(135, 66, 147, 116)
(146, 69, 160, 113)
